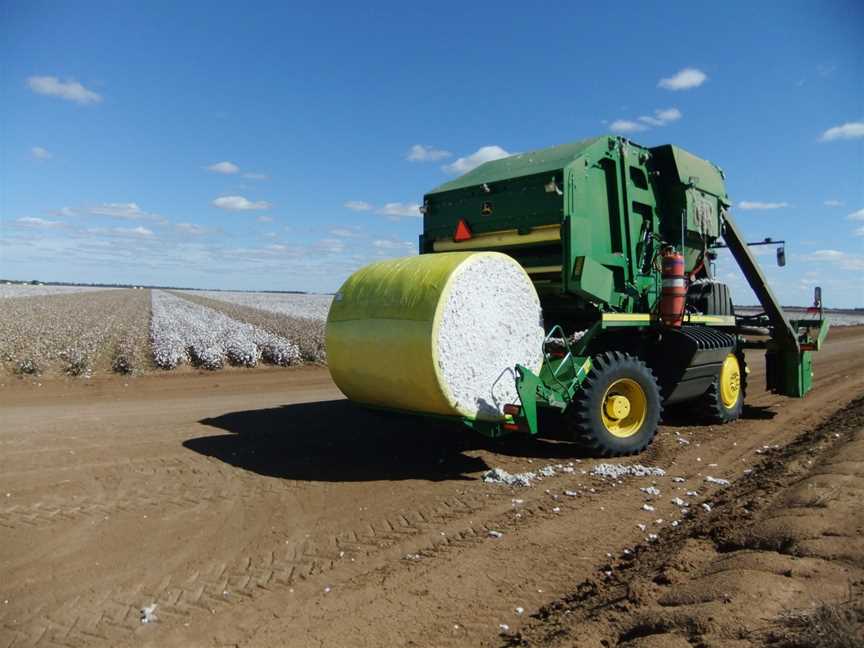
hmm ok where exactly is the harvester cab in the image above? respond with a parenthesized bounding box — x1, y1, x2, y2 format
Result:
(327, 136, 828, 456)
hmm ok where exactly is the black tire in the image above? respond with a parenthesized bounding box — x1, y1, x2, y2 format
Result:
(568, 351, 662, 456)
(701, 350, 747, 423)
(687, 281, 734, 316)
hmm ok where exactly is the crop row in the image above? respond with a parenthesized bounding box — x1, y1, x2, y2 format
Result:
(0, 288, 330, 378)
(177, 291, 326, 362)
(0, 288, 151, 376)
(0, 284, 122, 299)
(149, 290, 301, 369)
(184, 290, 332, 321)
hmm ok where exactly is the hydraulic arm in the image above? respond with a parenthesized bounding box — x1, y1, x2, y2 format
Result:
(722, 213, 799, 351)
(721, 211, 828, 397)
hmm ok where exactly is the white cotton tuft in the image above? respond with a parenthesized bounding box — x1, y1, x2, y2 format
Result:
(435, 254, 544, 418)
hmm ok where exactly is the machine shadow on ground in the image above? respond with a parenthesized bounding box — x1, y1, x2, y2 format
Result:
(660, 402, 777, 427)
(187, 399, 593, 482)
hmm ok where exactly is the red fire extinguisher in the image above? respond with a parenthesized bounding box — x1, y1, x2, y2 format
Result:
(660, 248, 686, 327)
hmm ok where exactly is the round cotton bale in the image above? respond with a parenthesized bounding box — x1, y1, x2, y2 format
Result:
(326, 251, 544, 421)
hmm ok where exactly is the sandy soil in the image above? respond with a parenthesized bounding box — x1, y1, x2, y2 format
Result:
(1, 327, 862, 648)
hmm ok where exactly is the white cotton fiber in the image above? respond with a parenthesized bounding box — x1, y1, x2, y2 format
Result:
(435, 254, 545, 419)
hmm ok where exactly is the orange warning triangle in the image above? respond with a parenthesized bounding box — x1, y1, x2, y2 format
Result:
(454, 218, 472, 242)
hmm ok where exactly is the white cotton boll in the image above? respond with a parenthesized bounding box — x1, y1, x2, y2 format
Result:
(226, 338, 260, 366)
(260, 339, 301, 366)
(190, 343, 224, 370)
(591, 464, 666, 479)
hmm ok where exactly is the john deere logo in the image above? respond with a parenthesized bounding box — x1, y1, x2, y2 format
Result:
(481, 201, 493, 215)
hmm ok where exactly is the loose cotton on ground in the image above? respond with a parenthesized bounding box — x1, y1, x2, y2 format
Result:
(325, 251, 544, 420)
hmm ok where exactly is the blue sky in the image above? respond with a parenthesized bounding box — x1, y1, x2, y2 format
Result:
(1, 1, 862, 306)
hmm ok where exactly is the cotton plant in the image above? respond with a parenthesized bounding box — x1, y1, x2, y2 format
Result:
(149, 290, 300, 370)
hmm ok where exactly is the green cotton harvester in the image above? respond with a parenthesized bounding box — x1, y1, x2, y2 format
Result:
(326, 136, 828, 456)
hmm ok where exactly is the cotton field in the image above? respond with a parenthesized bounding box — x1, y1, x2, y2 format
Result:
(187, 290, 332, 321)
(0, 288, 150, 376)
(181, 291, 327, 363)
(150, 290, 301, 369)
(0, 284, 121, 298)
(0, 287, 329, 377)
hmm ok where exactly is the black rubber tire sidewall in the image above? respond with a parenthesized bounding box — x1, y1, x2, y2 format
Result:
(572, 352, 662, 456)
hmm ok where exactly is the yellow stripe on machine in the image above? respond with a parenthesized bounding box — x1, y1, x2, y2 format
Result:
(432, 224, 560, 252)
(525, 265, 562, 275)
(599, 313, 735, 326)
(601, 313, 652, 322)
(684, 314, 736, 326)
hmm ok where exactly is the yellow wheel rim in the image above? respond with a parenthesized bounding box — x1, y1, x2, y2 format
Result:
(601, 378, 647, 438)
(720, 353, 741, 409)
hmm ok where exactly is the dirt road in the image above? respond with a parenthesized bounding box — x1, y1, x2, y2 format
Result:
(1, 328, 863, 648)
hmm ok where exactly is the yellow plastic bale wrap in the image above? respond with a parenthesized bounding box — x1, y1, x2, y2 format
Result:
(325, 251, 545, 421)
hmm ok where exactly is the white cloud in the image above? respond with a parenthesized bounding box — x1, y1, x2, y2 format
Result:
(372, 239, 413, 250)
(846, 208, 864, 221)
(637, 107, 683, 127)
(658, 68, 708, 90)
(612, 107, 683, 134)
(655, 107, 683, 122)
(90, 203, 146, 219)
(256, 215, 274, 223)
(114, 226, 154, 237)
(372, 239, 400, 249)
(855, 225, 864, 237)
(316, 238, 346, 254)
(206, 161, 239, 174)
(31, 146, 52, 160)
(16, 217, 65, 228)
(801, 249, 864, 271)
(737, 201, 790, 210)
(27, 76, 102, 104)
(88, 202, 165, 222)
(44, 202, 166, 224)
(443, 145, 512, 174)
(377, 202, 421, 220)
(212, 195, 271, 211)
(344, 200, 373, 211)
(610, 120, 648, 133)
(823, 199, 844, 207)
(406, 144, 452, 162)
(330, 227, 363, 238)
(819, 121, 864, 141)
(175, 223, 207, 235)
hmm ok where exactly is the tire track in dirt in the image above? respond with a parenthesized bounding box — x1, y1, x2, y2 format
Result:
(0, 457, 294, 529)
(0, 488, 518, 648)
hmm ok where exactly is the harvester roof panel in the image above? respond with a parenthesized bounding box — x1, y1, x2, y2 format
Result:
(427, 137, 603, 195)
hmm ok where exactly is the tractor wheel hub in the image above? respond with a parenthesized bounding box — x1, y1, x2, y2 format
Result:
(604, 395, 631, 420)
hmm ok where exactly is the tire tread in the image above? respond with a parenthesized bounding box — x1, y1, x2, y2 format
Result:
(569, 351, 662, 457)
